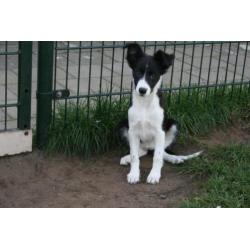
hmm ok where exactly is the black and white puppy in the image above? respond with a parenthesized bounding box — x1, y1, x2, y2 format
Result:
(119, 43, 202, 184)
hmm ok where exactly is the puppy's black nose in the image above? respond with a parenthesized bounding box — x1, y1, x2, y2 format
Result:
(139, 87, 147, 95)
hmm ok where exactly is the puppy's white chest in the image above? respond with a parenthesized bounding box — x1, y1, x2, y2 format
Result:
(129, 105, 162, 141)
(135, 117, 154, 141)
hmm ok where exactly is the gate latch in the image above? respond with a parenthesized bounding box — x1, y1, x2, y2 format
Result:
(52, 89, 70, 99)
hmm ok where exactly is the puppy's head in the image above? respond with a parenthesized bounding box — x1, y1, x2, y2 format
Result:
(126, 43, 174, 97)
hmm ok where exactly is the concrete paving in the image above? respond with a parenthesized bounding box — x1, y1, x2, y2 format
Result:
(0, 41, 250, 130)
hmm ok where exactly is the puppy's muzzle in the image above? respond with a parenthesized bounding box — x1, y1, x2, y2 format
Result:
(138, 87, 147, 96)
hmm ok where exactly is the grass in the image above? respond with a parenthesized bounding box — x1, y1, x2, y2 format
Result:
(46, 85, 250, 157)
(181, 144, 250, 208)
(47, 97, 130, 157)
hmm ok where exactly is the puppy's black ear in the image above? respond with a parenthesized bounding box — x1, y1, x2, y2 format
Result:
(126, 43, 144, 70)
(154, 50, 175, 74)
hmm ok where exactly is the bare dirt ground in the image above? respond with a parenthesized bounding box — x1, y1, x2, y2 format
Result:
(0, 123, 249, 208)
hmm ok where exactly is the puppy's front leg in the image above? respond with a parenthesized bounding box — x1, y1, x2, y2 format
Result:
(147, 130, 165, 184)
(127, 129, 140, 184)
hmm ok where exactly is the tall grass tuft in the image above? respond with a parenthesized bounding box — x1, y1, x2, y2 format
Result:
(47, 97, 130, 157)
(46, 85, 250, 157)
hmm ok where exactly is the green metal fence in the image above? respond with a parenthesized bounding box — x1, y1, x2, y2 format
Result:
(0, 42, 32, 132)
(35, 41, 250, 147)
(1, 41, 248, 148)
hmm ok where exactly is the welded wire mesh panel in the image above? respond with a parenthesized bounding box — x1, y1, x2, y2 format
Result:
(51, 41, 250, 124)
(167, 42, 250, 89)
(0, 42, 19, 131)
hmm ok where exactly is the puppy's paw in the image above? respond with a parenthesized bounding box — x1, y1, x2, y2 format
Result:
(127, 171, 140, 184)
(120, 155, 130, 166)
(147, 171, 161, 184)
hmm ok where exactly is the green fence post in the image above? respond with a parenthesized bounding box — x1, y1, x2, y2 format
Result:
(17, 42, 33, 130)
(36, 42, 54, 149)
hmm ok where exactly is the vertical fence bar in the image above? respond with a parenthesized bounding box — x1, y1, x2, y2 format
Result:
(52, 41, 58, 126)
(239, 41, 248, 96)
(109, 41, 115, 108)
(231, 42, 240, 98)
(36, 42, 54, 148)
(98, 41, 104, 106)
(87, 41, 93, 118)
(205, 43, 214, 99)
(168, 41, 176, 104)
(197, 42, 205, 100)
(188, 42, 195, 98)
(223, 42, 231, 95)
(119, 41, 126, 105)
(214, 42, 223, 94)
(4, 42, 8, 130)
(76, 41, 82, 119)
(64, 42, 70, 125)
(178, 42, 186, 102)
(17, 41, 32, 130)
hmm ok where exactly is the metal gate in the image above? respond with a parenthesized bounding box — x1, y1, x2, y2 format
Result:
(0, 42, 32, 156)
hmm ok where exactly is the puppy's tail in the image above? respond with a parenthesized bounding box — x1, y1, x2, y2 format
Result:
(164, 149, 203, 164)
